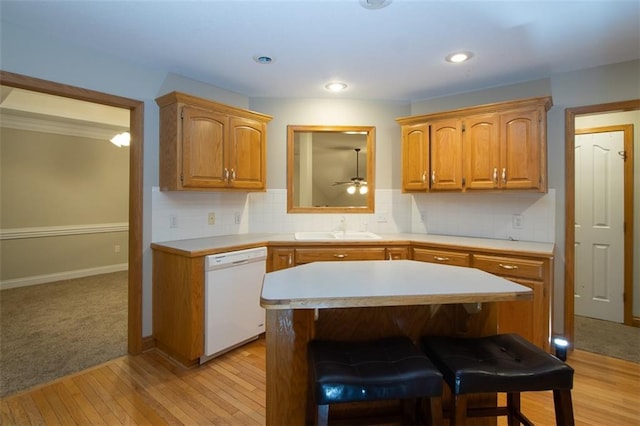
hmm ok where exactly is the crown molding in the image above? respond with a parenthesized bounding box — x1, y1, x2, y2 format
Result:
(0, 109, 128, 141)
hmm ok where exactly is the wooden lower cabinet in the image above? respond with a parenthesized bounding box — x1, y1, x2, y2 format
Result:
(494, 278, 546, 349)
(153, 242, 552, 366)
(152, 250, 204, 366)
(411, 245, 552, 351)
(472, 253, 551, 351)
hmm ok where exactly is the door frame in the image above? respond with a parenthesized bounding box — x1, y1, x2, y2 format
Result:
(564, 99, 639, 346)
(0, 70, 144, 354)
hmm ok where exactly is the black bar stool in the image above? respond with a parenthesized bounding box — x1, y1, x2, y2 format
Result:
(421, 333, 575, 426)
(307, 336, 444, 425)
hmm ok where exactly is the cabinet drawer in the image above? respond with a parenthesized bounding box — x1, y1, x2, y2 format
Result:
(295, 248, 386, 264)
(412, 248, 470, 267)
(473, 254, 544, 280)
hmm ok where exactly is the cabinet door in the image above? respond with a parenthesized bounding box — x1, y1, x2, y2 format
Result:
(500, 108, 542, 190)
(181, 105, 228, 188)
(401, 123, 430, 191)
(387, 247, 410, 260)
(269, 248, 295, 271)
(430, 119, 463, 191)
(496, 278, 545, 349)
(229, 116, 266, 189)
(412, 247, 470, 267)
(464, 114, 500, 190)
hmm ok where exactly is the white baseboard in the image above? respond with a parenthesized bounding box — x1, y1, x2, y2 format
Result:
(0, 263, 129, 290)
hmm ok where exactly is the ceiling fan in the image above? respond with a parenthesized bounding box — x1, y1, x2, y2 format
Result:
(333, 148, 368, 194)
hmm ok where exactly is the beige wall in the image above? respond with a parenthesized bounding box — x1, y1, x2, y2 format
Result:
(0, 128, 129, 283)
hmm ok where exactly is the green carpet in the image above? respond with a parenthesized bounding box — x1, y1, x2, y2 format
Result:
(0, 271, 128, 397)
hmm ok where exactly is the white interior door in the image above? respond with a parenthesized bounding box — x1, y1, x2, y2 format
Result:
(574, 131, 625, 322)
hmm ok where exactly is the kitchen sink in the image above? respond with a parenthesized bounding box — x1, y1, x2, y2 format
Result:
(294, 231, 381, 241)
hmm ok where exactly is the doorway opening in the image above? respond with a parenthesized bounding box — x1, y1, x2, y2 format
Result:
(564, 99, 639, 348)
(0, 71, 144, 354)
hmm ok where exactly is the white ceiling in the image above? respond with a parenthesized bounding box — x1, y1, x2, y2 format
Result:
(2, 0, 639, 102)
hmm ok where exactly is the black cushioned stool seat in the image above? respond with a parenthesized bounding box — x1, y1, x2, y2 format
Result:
(421, 333, 575, 426)
(308, 336, 443, 426)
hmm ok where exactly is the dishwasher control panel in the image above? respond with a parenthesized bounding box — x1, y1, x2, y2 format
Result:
(206, 246, 267, 269)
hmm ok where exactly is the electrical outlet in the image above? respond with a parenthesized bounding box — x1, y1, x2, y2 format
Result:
(234, 212, 241, 224)
(376, 212, 388, 223)
(114, 244, 120, 253)
(512, 214, 524, 229)
(169, 215, 178, 228)
(208, 212, 216, 225)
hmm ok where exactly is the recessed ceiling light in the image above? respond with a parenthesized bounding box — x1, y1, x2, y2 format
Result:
(359, 0, 392, 9)
(325, 82, 348, 92)
(445, 52, 473, 63)
(253, 55, 274, 64)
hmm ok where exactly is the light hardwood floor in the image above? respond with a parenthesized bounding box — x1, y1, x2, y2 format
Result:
(2, 336, 639, 425)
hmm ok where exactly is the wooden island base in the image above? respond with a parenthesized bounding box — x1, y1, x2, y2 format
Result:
(265, 303, 500, 426)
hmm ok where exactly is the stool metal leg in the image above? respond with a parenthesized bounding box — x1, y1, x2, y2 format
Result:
(553, 389, 575, 426)
(316, 405, 329, 426)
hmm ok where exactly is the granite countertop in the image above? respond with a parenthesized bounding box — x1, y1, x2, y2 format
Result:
(150, 232, 555, 257)
(260, 260, 533, 309)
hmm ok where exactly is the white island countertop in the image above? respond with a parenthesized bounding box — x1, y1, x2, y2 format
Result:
(261, 260, 532, 309)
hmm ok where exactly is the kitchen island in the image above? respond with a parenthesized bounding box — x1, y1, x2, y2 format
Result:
(260, 260, 532, 425)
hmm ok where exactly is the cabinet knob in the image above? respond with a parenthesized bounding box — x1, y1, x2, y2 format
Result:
(333, 254, 347, 259)
(224, 168, 229, 182)
(288, 253, 293, 265)
(422, 171, 427, 183)
(502, 168, 507, 184)
(431, 170, 436, 184)
(230, 168, 236, 182)
(493, 167, 498, 184)
(433, 256, 450, 262)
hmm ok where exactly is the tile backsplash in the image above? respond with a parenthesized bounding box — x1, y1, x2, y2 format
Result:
(151, 187, 555, 244)
(411, 189, 556, 243)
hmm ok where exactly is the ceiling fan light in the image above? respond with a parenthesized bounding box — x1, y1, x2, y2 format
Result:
(347, 185, 357, 194)
(359, 185, 368, 194)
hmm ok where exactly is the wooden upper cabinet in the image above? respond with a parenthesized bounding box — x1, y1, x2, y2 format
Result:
(500, 107, 544, 190)
(464, 114, 500, 190)
(401, 123, 430, 191)
(397, 96, 551, 193)
(430, 119, 463, 191)
(156, 91, 272, 191)
(229, 116, 267, 190)
(181, 106, 227, 188)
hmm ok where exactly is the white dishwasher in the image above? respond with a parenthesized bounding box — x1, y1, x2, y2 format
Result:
(201, 246, 267, 364)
